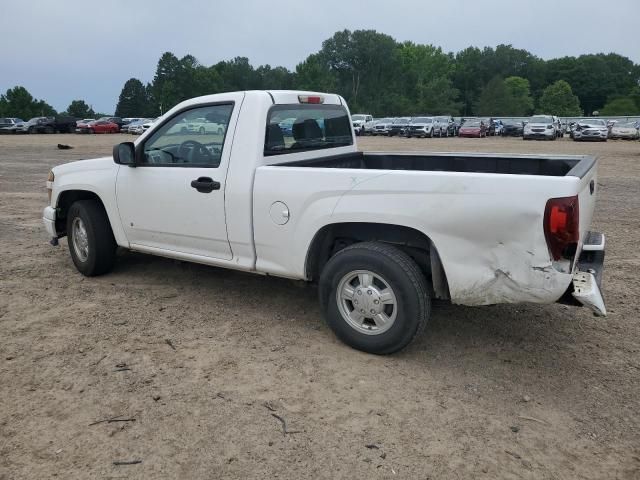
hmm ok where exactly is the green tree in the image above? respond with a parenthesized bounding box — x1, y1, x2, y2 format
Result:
(600, 97, 639, 115)
(629, 86, 640, 110)
(151, 52, 183, 113)
(396, 42, 460, 114)
(115, 78, 150, 117)
(65, 99, 95, 118)
(0, 86, 56, 119)
(538, 80, 582, 116)
(475, 76, 509, 115)
(319, 29, 399, 111)
(503, 76, 533, 115)
(545, 54, 638, 114)
(294, 53, 336, 93)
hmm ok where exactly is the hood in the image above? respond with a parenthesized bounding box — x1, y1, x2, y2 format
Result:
(612, 127, 637, 132)
(578, 122, 607, 129)
(52, 156, 115, 176)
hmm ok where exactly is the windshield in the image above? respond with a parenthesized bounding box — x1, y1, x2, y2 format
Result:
(502, 120, 521, 126)
(393, 118, 411, 123)
(530, 116, 553, 123)
(265, 104, 353, 156)
(412, 117, 432, 123)
(615, 121, 636, 128)
(462, 120, 481, 127)
(352, 115, 366, 121)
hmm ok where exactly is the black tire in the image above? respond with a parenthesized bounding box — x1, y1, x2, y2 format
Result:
(66, 200, 117, 276)
(319, 242, 430, 354)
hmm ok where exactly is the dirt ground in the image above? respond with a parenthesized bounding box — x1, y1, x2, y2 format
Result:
(0, 132, 639, 479)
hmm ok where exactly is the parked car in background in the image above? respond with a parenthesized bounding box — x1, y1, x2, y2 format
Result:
(573, 119, 608, 142)
(523, 115, 557, 140)
(0, 117, 25, 133)
(16, 116, 76, 134)
(500, 119, 525, 137)
(362, 118, 378, 135)
(492, 119, 504, 136)
(608, 120, 639, 140)
(77, 120, 119, 134)
(351, 114, 373, 136)
(387, 117, 411, 137)
(372, 117, 395, 136)
(96, 117, 124, 130)
(405, 117, 435, 138)
(432, 116, 455, 137)
(552, 116, 563, 138)
(458, 119, 487, 138)
(142, 118, 159, 132)
(128, 119, 150, 135)
(191, 117, 226, 135)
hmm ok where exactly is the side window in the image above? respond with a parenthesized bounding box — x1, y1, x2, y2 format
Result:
(142, 104, 233, 167)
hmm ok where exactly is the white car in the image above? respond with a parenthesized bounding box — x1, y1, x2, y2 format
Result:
(523, 115, 558, 140)
(42, 90, 606, 354)
(142, 117, 159, 132)
(351, 114, 373, 136)
(573, 119, 608, 142)
(608, 120, 639, 140)
(405, 117, 435, 138)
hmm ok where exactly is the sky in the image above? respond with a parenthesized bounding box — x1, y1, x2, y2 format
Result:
(1, 0, 638, 114)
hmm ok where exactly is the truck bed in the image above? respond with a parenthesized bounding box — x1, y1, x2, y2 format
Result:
(278, 151, 595, 178)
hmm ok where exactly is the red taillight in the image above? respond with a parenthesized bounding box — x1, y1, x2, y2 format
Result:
(298, 95, 323, 104)
(544, 196, 579, 260)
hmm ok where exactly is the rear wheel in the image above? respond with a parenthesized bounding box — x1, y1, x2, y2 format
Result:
(319, 242, 430, 354)
(66, 200, 117, 276)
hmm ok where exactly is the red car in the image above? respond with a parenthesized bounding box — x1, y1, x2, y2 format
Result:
(77, 120, 119, 134)
(458, 120, 488, 138)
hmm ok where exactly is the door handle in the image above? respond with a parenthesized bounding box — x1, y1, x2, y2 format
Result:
(190, 177, 220, 193)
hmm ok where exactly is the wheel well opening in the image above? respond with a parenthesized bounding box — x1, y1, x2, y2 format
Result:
(55, 190, 106, 237)
(305, 222, 450, 299)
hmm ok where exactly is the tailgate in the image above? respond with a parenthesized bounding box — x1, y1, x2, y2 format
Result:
(571, 157, 599, 255)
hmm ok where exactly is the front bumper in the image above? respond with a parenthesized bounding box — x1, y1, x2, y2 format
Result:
(574, 130, 607, 140)
(43, 206, 57, 237)
(524, 130, 554, 138)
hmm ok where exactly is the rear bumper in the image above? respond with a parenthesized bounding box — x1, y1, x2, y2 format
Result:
(564, 232, 607, 316)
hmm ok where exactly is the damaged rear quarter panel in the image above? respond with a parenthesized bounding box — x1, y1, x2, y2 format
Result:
(329, 169, 579, 306)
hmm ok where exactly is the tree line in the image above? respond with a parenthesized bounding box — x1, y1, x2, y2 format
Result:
(2, 30, 639, 120)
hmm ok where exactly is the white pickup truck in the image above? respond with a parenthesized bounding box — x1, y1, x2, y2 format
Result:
(43, 90, 606, 354)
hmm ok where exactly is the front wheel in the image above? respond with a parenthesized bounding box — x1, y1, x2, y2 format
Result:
(319, 242, 430, 354)
(67, 200, 117, 276)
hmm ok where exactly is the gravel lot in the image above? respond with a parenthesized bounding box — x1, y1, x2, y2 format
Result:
(1, 133, 639, 479)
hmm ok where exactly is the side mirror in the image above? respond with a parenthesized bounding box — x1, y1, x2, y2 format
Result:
(113, 142, 136, 166)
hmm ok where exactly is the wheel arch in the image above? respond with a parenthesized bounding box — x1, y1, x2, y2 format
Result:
(54, 189, 122, 244)
(304, 222, 450, 300)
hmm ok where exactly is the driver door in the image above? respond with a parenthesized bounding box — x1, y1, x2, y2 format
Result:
(115, 97, 243, 260)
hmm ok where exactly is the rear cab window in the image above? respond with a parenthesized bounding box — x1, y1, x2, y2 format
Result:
(264, 104, 353, 156)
